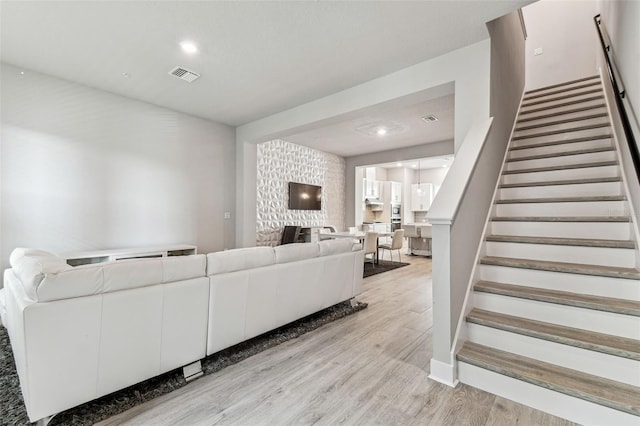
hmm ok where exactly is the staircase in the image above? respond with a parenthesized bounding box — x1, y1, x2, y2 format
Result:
(456, 75, 640, 425)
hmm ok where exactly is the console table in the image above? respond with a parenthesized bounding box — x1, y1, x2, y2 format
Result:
(63, 244, 197, 266)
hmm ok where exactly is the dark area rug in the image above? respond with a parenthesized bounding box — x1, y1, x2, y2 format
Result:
(363, 259, 410, 278)
(0, 300, 367, 426)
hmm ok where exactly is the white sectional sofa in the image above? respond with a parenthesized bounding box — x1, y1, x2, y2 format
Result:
(1, 240, 363, 423)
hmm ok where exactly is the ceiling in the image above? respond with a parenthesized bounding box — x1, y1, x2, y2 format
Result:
(1, 0, 532, 134)
(285, 93, 455, 157)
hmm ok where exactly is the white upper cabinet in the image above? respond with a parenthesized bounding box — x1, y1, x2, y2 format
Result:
(363, 178, 382, 200)
(390, 182, 402, 204)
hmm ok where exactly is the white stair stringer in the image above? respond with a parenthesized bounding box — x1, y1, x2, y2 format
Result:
(455, 75, 640, 424)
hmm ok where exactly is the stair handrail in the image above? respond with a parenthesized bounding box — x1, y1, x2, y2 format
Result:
(594, 14, 640, 184)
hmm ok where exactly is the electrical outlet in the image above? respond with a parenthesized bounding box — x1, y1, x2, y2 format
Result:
(534, 47, 543, 56)
(224, 212, 231, 219)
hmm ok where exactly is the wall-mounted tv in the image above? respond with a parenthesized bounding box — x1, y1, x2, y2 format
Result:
(288, 182, 322, 210)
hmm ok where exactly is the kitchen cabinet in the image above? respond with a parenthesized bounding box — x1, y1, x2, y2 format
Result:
(390, 182, 402, 204)
(411, 183, 434, 211)
(363, 178, 382, 200)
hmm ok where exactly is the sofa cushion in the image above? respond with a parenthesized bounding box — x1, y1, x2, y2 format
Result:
(161, 255, 206, 283)
(319, 239, 355, 257)
(9, 248, 72, 301)
(38, 263, 104, 302)
(102, 258, 164, 293)
(207, 247, 275, 276)
(274, 243, 320, 264)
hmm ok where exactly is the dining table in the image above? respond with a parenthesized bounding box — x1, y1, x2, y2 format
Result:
(319, 230, 391, 264)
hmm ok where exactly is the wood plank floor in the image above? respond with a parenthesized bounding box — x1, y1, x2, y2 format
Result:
(97, 252, 576, 426)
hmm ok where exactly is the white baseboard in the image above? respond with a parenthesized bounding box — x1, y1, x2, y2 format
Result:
(428, 358, 458, 387)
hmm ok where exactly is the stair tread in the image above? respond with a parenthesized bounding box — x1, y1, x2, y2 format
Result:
(515, 113, 608, 132)
(517, 104, 607, 123)
(499, 177, 621, 188)
(502, 160, 618, 175)
(518, 95, 605, 116)
(480, 256, 640, 280)
(474, 281, 640, 316)
(507, 146, 614, 163)
(486, 234, 635, 249)
(524, 76, 600, 95)
(521, 88, 604, 108)
(467, 308, 640, 359)
(510, 134, 613, 151)
(512, 123, 610, 141)
(496, 195, 625, 204)
(457, 342, 640, 416)
(491, 216, 631, 222)
(523, 82, 603, 101)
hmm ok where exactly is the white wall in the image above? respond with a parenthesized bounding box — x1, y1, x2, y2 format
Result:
(0, 64, 236, 276)
(523, 0, 598, 90)
(256, 139, 345, 245)
(598, 0, 640, 130)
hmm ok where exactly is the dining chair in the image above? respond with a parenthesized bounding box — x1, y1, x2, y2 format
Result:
(379, 229, 404, 262)
(280, 225, 301, 245)
(363, 231, 379, 267)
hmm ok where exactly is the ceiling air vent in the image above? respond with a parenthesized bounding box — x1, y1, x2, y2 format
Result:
(421, 115, 439, 123)
(169, 66, 200, 83)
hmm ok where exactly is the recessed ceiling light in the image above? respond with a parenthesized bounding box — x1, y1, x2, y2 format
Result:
(412, 164, 417, 168)
(377, 128, 387, 136)
(122, 72, 130, 78)
(180, 41, 198, 54)
(396, 162, 402, 167)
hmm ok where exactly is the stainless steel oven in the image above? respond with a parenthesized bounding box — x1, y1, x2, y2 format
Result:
(391, 204, 401, 217)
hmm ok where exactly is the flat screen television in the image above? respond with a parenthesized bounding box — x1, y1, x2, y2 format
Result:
(288, 182, 322, 210)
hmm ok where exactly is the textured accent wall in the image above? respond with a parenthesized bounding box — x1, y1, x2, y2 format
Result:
(256, 140, 345, 246)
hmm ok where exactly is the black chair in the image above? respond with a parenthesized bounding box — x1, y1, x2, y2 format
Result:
(280, 225, 301, 245)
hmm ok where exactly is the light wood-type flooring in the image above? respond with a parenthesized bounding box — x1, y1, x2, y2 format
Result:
(98, 251, 576, 426)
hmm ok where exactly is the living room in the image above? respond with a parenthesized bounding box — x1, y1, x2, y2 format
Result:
(2, 0, 640, 424)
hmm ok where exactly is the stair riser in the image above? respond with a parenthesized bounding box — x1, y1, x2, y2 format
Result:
(485, 241, 635, 268)
(516, 107, 608, 128)
(504, 151, 616, 171)
(513, 117, 610, 139)
(478, 265, 640, 301)
(522, 88, 604, 109)
(501, 165, 619, 185)
(466, 323, 640, 386)
(518, 98, 606, 121)
(509, 138, 613, 159)
(524, 80, 601, 100)
(490, 221, 631, 240)
(512, 127, 611, 147)
(495, 201, 628, 217)
(473, 292, 640, 339)
(520, 91, 604, 111)
(499, 182, 622, 199)
(457, 362, 640, 426)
